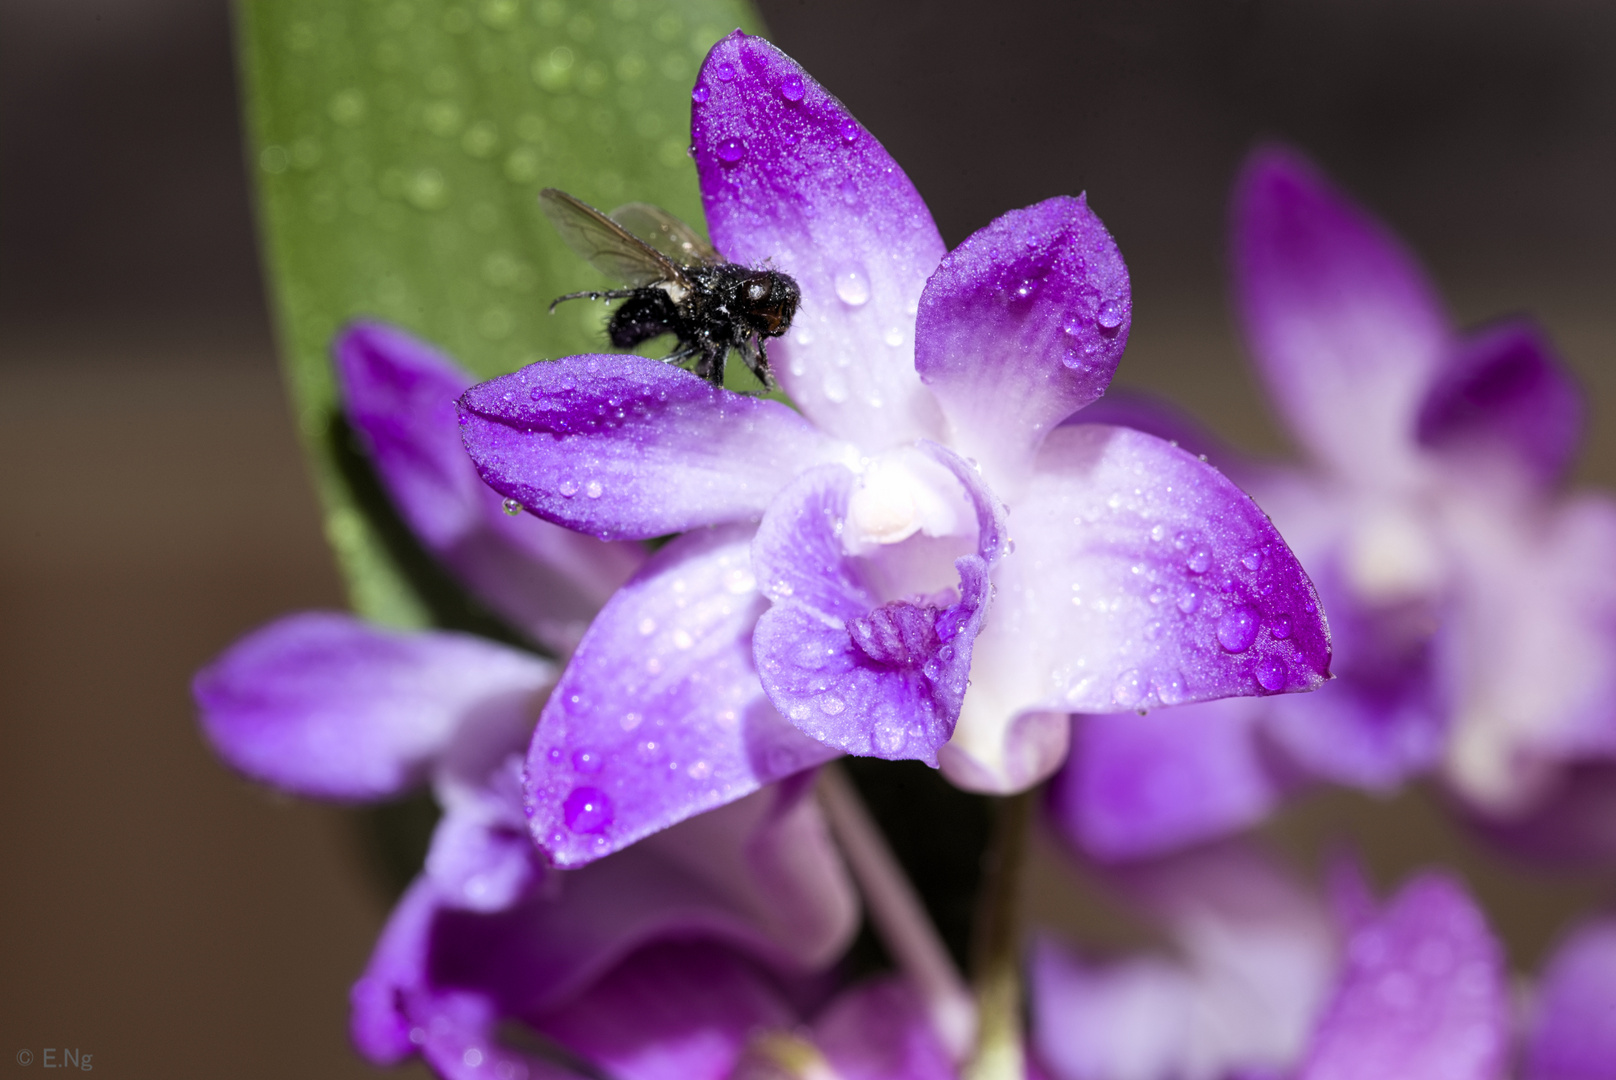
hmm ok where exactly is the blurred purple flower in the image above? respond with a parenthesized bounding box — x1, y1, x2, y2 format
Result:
(1030, 843, 1616, 1080)
(1053, 148, 1616, 859)
(458, 32, 1331, 870)
(194, 326, 860, 1074)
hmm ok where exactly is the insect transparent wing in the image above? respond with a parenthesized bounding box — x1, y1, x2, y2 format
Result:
(609, 202, 722, 265)
(538, 188, 684, 288)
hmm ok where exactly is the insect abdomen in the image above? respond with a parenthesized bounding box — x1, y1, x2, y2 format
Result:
(607, 289, 680, 349)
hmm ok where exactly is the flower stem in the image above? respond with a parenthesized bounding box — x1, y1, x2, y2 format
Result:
(815, 764, 978, 1063)
(963, 790, 1033, 1080)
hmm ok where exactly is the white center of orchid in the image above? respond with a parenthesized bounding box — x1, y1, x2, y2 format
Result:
(844, 449, 970, 555)
(1343, 501, 1445, 606)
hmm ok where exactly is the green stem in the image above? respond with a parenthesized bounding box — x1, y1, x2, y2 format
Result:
(963, 790, 1034, 1080)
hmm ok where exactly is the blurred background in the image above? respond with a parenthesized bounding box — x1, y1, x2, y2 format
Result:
(2, 0, 1613, 1074)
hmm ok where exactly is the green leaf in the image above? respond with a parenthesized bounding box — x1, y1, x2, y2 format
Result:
(237, 0, 762, 629)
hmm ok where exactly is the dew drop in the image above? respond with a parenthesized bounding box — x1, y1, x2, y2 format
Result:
(584, 480, 604, 499)
(778, 74, 805, 102)
(562, 786, 613, 833)
(716, 137, 745, 164)
(1186, 546, 1212, 574)
(1216, 605, 1260, 653)
(547, 746, 564, 764)
(571, 748, 604, 774)
(558, 478, 580, 498)
(691, 84, 709, 103)
(1112, 669, 1146, 708)
(1269, 613, 1293, 640)
(834, 266, 871, 306)
(839, 118, 859, 142)
(838, 177, 859, 204)
(1096, 298, 1124, 331)
(788, 703, 810, 722)
(1149, 523, 1167, 543)
(501, 497, 523, 516)
(874, 723, 904, 753)
(1241, 548, 1264, 571)
(819, 694, 845, 715)
(1013, 278, 1039, 300)
(1176, 588, 1200, 614)
(883, 326, 904, 347)
(1255, 656, 1288, 691)
(715, 62, 735, 82)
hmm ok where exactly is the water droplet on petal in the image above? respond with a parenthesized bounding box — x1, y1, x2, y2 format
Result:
(819, 694, 845, 715)
(1255, 656, 1288, 691)
(1112, 669, 1146, 708)
(691, 84, 709, 103)
(1269, 613, 1293, 639)
(1186, 546, 1212, 574)
(562, 786, 613, 833)
(559, 479, 580, 498)
(1013, 278, 1039, 300)
(571, 748, 604, 774)
(788, 703, 810, 722)
(779, 74, 805, 102)
(716, 137, 745, 164)
(1096, 298, 1124, 331)
(839, 118, 859, 142)
(715, 62, 735, 82)
(874, 722, 904, 753)
(1216, 605, 1260, 652)
(1176, 588, 1200, 615)
(501, 498, 523, 516)
(1241, 548, 1264, 571)
(834, 266, 870, 306)
(584, 480, 604, 499)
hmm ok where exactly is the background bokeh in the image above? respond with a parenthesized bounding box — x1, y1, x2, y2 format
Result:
(3, 0, 1613, 1075)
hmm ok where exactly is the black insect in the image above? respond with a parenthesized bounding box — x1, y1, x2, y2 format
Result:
(539, 188, 800, 389)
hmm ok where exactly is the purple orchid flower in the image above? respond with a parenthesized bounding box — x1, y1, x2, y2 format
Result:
(1031, 842, 1616, 1080)
(457, 31, 1331, 870)
(194, 324, 861, 1075)
(1051, 148, 1616, 860)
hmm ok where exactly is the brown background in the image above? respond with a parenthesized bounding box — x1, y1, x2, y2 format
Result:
(3, 0, 1614, 1075)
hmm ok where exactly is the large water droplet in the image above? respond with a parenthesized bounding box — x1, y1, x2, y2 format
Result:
(716, 137, 745, 164)
(1112, 669, 1146, 708)
(1255, 656, 1288, 691)
(839, 118, 859, 142)
(501, 498, 523, 516)
(834, 266, 870, 306)
(1186, 546, 1212, 574)
(779, 74, 805, 102)
(1269, 613, 1293, 640)
(584, 480, 604, 499)
(691, 84, 709, 103)
(1241, 548, 1264, 571)
(1217, 605, 1260, 652)
(559, 478, 580, 498)
(1096, 298, 1124, 331)
(874, 723, 904, 753)
(562, 786, 613, 833)
(715, 62, 735, 82)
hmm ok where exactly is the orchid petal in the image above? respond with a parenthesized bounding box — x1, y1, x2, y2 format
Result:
(1469, 763, 1616, 865)
(336, 321, 643, 653)
(692, 32, 947, 449)
(1523, 918, 1616, 1080)
(425, 756, 540, 912)
(915, 195, 1131, 489)
(946, 424, 1329, 793)
(458, 355, 849, 541)
(1297, 875, 1508, 1080)
(1439, 492, 1616, 811)
(1053, 701, 1283, 860)
(526, 525, 839, 867)
(1233, 148, 1453, 479)
(814, 977, 958, 1080)
(535, 942, 795, 1080)
(194, 612, 553, 800)
(1030, 936, 1194, 1080)
(1416, 318, 1584, 487)
(752, 443, 1007, 766)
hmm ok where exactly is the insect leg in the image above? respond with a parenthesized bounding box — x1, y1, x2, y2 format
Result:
(743, 336, 778, 391)
(548, 288, 639, 313)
